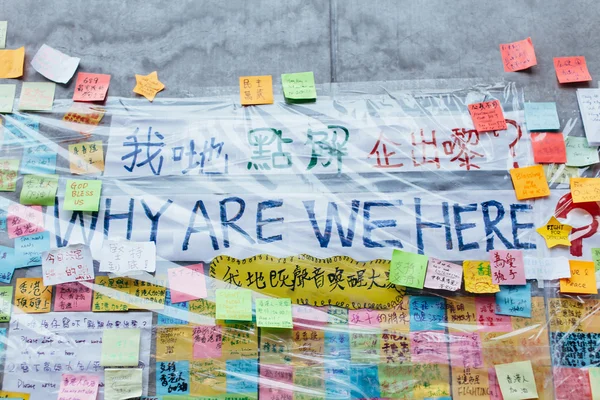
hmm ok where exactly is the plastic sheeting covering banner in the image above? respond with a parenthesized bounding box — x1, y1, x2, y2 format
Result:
(0, 81, 598, 400)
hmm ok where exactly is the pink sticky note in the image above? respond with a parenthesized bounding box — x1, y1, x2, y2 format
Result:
(475, 296, 512, 332)
(54, 281, 93, 312)
(192, 325, 222, 359)
(410, 331, 449, 364)
(424, 257, 463, 291)
(348, 309, 381, 329)
(168, 264, 207, 303)
(292, 305, 328, 329)
(58, 373, 100, 400)
(73, 72, 111, 102)
(260, 364, 294, 400)
(489, 249, 526, 285)
(553, 367, 592, 399)
(449, 332, 483, 368)
(7, 204, 44, 239)
(488, 367, 504, 400)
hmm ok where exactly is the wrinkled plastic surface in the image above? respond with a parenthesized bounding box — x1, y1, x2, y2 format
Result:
(0, 80, 597, 400)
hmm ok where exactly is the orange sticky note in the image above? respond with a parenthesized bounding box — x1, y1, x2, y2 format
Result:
(0, 47, 24, 78)
(73, 72, 111, 102)
(14, 277, 53, 313)
(560, 260, 597, 294)
(468, 100, 507, 132)
(62, 103, 105, 137)
(531, 132, 567, 164)
(239, 75, 273, 105)
(570, 177, 600, 203)
(499, 37, 537, 72)
(554, 56, 592, 83)
(509, 165, 550, 200)
(133, 71, 165, 102)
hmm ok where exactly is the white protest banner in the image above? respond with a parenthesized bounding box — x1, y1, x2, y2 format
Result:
(42, 243, 94, 286)
(100, 240, 156, 275)
(3, 312, 152, 400)
(30, 44, 80, 84)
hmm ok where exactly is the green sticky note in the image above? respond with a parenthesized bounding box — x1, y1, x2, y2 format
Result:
(64, 179, 102, 211)
(256, 298, 293, 328)
(593, 249, 600, 272)
(0, 286, 13, 322)
(215, 289, 252, 321)
(20, 174, 58, 206)
(494, 360, 538, 400)
(565, 136, 599, 167)
(101, 329, 141, 367)
(389, 249, 428, 289)
(18, 82, 56, 111)
(104, 368, 143, 400)
(281, 71, 316, 102)
(589, 367, 600, 400)
(0, 84, 16, 113)
(0, 159, 19, 192)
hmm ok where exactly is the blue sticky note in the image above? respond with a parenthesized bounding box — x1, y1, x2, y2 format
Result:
(14, 231, 50, 267)
(156, 361, 190, 395)
(0, 245, 21, 283)
(409, 296, 447, 331)
(0, 211, 6, 231)
(350, 364, 380, 399)
(551, 332, 600, 367)
(495, 283, 531, 318)
(3, 114, 40, 146)
(325, 360, 350, 400)
(324, 331, 350, 360)
(0, 328, 6, 355)
(158, 290, 189, 326)
(524, 102, 560, 131)
(20, 151, 57, 174)
(226, 359, 258, 394)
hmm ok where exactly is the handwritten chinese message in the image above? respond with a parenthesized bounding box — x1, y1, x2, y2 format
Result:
(14, 277, 52, 313)
(100, 240, 156, 275)
(495, 283, 531, 318)
(57, 374, 99, 400)
(42, 244, 94, 286)
(20, 173, 58, 206)
(424, 257, 462, 291)
(239, 75, 273, 105)
(468, 100, 507, 132)
(54, 281, 93, 312)
(463, 260, 500, 294)
(73, 72, 111, 102)
(62, 103, 105, 137)
(389, 249, 428, 289)
(133, 71, 165, 102)
(68, 141, 104, 174)
(7, 204, 44, 239)
(0, 159, 19, 191)
(490, 249, 526, 285)
(499, 37, 537, 72)
(494, 360, 538, 400)
(554, 56, 592, 83)
(256, 298, 293, 328)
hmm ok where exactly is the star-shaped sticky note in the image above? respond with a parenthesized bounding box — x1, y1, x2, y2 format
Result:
(133, 71, 165, 102)
(536, 216, 572, 248)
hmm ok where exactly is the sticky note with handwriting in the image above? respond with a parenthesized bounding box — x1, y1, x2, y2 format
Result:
(554, 56, 592, 83)
(589, 367, 600, 400)
(560, 260, 597, 294)
(499, 37, 537, 72)
(282, 71, 317, 102)
(239, 75, 273, 105)
(133, 71, 165, 102)
(494, 360, 538, 400)
(21, 151, 57, 175)
(0, 159, 19, 191)
(156, 361, 190, 395)
(167, 264, 207, 303)
(0, 286, 13, 322)
(42, 244, 94, 286)
(30, 44, 80, 84)
(577, 89, 600, 146)
(62, 103, 105, 137)
(100, 240, 156, 275)
(101, 328, 141, 367)
(58, 373, 99, 400)
(463, 260, 500, 294)
(20, 174, 58, 206)
(389, 249, 428, 289)
(15, 277, 52, 313)
(424, 257, 462, 291)
(73, 72, 111, 102)
(490, 249, 525, 285)
(536, 216, 572, 248)
(571, 177, 600, 203)
(7, 204, 44, 239)
(524, 102, 560, 131)
(54, 281, 93, 312)
(216, 289, 253, 321)
(0, 84, 15, 113)
(0, 21, 6, 49)
(256, 298, 293, 328)
(565, 136, 599, 167)
(14, 231, 49, 267)
(64, 179, 102, 211)
(468, 100, 507, 132)
(0, 47, 24, 78)
(531, 132, 566, 164)
(104, 368, 143, 400)
(509, 165, 550, 200)
(495, 283, 531, 318)
(68, 141, 104, 174)
(18, 82, 56, 111)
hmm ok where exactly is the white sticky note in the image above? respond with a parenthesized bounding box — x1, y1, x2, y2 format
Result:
(100, 240, 156, 275)
(0, 84, 16, 113)
(31, 44, 80, 84)
(577, 89, 600, 146)
(42, 244, 94, 286)
(523, 256, 571, 281)
(0, 22, 6, 49)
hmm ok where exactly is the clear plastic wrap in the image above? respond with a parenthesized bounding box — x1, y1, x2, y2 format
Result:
(0, 80, 597, 400)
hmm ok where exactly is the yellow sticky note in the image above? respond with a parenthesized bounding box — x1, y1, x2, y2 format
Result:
(0, 159, 20, 191)
(571, 177, 600, 203)
(560, 260, 598, 294)
(0, 47, 24, 78)
(589, 367, 600, 400)
(0, 391, 31, 400)
(101, 328, 141, 367)
(494, 360, 538, 400)
(239, 75, 273, 105)
(14, 277, 52, 313)
(156, 326, 194, 361)
(509, 165, 550, 200)
(536, 216, 572, 248)
(62, 103, 105, 137)
(133, 71, 165, 102)
(68, 141, 104, 174)
(104, 368, 143, 400)
(463, 260, 500, 294)
(126, 278, 166, 310)
(92, 276, 130, 312)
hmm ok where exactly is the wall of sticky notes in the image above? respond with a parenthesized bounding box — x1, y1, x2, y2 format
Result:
(0, 80, 599, 400)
